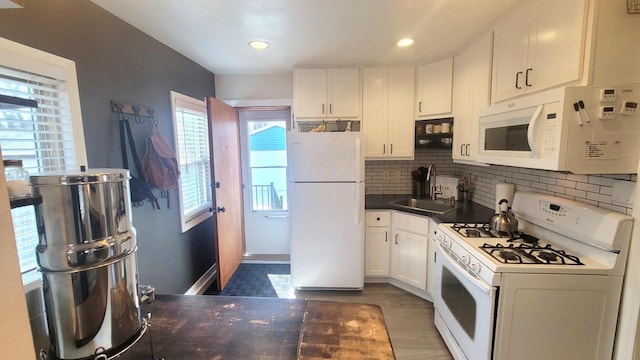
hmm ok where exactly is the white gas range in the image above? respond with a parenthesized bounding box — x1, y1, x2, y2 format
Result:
(432, 192, 634, 360)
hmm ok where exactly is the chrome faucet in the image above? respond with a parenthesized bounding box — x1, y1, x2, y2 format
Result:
(426, 164, 442, 200)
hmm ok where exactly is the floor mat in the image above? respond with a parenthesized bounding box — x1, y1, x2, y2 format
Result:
(218, 263, 292, 297)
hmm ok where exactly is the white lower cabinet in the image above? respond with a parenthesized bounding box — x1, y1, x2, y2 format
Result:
(390, 212, 429, 290)
(365, 211, 391, 276)
(391, 229, 428, 289)
(365, 210, 431, 292)
(365, 227, 390, 276)
(427, 219, 439, 297)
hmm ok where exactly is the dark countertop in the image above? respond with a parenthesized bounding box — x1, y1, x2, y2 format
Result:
(118, 295, 394, 360)
(366, 194, 495, 224)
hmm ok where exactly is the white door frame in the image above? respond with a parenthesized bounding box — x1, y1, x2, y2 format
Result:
(237, 105, 291, 256)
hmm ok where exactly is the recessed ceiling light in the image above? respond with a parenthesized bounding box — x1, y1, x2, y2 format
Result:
(396, 38, 414, 47)
(249, 41, 270, 50)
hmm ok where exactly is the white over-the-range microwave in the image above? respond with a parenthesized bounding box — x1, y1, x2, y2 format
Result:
(476, 84, 640, 174)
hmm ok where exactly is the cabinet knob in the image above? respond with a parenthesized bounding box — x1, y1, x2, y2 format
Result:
(376, 217, 381, 221)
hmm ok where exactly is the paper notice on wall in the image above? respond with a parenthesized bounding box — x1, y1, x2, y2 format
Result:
(584, 140, 621, 159)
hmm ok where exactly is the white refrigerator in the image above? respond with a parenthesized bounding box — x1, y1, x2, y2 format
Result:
(287, 132, 365, 289)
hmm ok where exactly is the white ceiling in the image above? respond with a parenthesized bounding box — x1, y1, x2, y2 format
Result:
(91, 0, 523, 75)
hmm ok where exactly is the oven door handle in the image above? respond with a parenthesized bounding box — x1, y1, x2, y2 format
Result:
(436, 242, 494, 295)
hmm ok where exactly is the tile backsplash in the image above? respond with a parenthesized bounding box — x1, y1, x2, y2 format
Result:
(365, 148, 637, 215)
(365, 148, 455, 195)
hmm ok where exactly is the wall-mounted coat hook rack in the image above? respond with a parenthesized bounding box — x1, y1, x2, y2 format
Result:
(111, 100, 156, 124)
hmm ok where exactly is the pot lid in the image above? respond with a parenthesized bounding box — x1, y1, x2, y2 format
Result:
(30, 168, 130, 186)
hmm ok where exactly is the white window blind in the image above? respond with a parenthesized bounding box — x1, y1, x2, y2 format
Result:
(170, 91, 212, 232)
(0, 37, 86, 285)
(0, 68, 78, 172)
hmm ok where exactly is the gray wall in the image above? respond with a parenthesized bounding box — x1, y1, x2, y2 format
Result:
(0, 0, 216, 294)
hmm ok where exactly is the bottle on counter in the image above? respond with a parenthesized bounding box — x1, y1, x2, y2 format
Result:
(4, 159, 32, 199)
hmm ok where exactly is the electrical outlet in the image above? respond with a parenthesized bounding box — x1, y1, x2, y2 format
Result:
(612, 180, 636, 207)
(382, 170, 389, 181)
(389, 170, 400, 179)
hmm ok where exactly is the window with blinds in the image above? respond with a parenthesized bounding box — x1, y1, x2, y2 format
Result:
(170, 91, 212, 232)
(0, 38, 86, 285)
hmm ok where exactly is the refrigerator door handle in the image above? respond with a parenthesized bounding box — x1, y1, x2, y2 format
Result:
(355, 136, 362, 181)
(355, 137, 362, 225)
(355, 182, 361, 225)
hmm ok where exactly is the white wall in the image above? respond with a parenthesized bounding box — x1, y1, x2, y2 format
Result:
(0, 157, 36, 358)
(214, 73, 293, 100)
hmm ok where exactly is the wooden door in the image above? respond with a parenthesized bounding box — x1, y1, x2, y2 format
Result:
(207, 97, 244, 291)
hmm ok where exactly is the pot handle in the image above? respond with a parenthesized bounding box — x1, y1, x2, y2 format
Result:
(498, 198, 509, 213)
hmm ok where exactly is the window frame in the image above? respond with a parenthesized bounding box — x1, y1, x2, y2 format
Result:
(238, 110, 291, 214)
(0, 37, 87, 285)
(170, 91, 212, 232)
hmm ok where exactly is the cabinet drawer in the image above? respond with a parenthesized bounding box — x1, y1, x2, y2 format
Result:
(366, 211, 391, 227)
(392, 211, 430, 235)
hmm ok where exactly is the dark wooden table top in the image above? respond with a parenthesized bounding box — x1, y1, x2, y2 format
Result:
(118, 295, 395, 359)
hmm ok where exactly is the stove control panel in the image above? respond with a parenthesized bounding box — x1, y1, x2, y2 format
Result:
(437, 227, 500, 286)
(541, 202, 569, 217)
(513, 192, 632, 253)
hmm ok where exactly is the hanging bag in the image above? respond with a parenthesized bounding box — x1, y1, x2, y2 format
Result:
(119, 118, 159, 209)
(142, 124, 180, 207)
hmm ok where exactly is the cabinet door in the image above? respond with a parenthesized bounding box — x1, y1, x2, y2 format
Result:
(427, 236, 437, 297)
(426, 219, 439, 298)
(468, 33, 493, 160)
(531, 0, 586, 92)
(391, 229, 428, 290)
(387, 67, 415, 158)
(492, 3, 531, 102)
(362, 68, 389, 158)
(365, 227, 390, 276)
(452, 45, 474, 161)
(415, 58, 453, 118)
(327, 68, 361, 118)
(294, 68, 327, 118)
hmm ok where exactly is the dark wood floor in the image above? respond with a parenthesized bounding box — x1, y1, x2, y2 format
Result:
(295, 284, 453, 360)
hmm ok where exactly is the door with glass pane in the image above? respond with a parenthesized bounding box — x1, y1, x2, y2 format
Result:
(239, 110, 290, 256)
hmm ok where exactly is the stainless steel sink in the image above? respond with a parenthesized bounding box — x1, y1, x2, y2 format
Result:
(387, 198, 460, 215)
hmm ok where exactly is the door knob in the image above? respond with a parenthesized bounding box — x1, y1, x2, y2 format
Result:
(217, 206, 226, 213)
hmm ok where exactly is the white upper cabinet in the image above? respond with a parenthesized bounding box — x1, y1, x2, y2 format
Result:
(415, 58, 453, 119)
(363, 66, 415, 160)
(293, 68, 361, 119)
(492, 0, 587, 103)
(452, 33, 493, 163)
